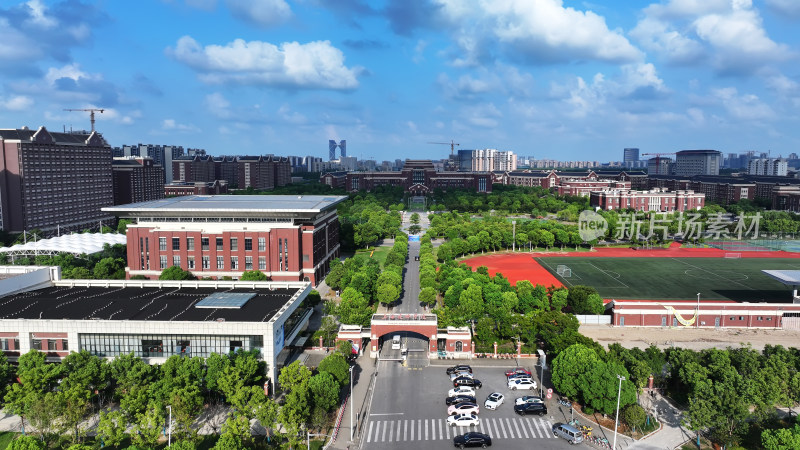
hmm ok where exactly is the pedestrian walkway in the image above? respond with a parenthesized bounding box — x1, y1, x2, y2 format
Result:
(363, 416, 555, 444)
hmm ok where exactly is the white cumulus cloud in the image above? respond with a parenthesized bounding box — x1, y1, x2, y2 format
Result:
(3, 95, 33, 111)
(167, 36, 361, 90)
(436, 0, 642, 65)
(712, 87, 775, 121)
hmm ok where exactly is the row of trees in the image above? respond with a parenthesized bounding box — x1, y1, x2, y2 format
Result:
(0, 345, 351, 449)
(428, 185, 589, 218)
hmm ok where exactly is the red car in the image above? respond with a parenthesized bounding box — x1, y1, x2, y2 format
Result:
(504, 367, 532, 377)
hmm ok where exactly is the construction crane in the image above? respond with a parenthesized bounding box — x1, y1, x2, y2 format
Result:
(63, 108, 105, 133)
(428, 140, 460, 155)
(642, 152, 676, 175)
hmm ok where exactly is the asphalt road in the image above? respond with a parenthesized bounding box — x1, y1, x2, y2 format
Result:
(362, 361, 580, 450)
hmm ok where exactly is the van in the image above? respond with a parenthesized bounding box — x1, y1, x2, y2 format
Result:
(552, 423, 583, 444)
(391, 335, 401, 350)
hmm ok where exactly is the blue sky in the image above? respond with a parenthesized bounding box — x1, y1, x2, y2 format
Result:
(1, 0, 800, 162)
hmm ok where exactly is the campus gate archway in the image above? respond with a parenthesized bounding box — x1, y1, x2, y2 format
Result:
(369, 313, 438, 358)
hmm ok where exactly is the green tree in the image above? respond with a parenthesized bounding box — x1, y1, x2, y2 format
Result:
(4, 350, 62, 435)
(254, 398, 280, 441)
(318, 353, 350, 387)
(278, 361, 312, 393)
(159, 265, 196, 280)
(458, 284, 485, 321)
(96, 410, 128, 448)
(214, 415, 251, 450)
(170, 441, 197, 450)
(550, 288, 568, 312)
(337, 287, 373, 326)
(551, 343, 602, 400)
(8, 436, 45, 450)
(325, 262, 346, 291)
(93, 257, 127, 279)
(762, 423, 800, 450)
(585, 293, 605, 315)
(131, 405, 164, 449)
(309, 372, 340, 411)
(239, 270, 268, 281)
(566, 285, 599, 314)
(419, 286, 436, 306)
(621, 404, 647, 432)
(116, 219, 133, 233)
(376, 283, 399, 306)
(278, 390, 310, 448)
(0, 352, 12, 401)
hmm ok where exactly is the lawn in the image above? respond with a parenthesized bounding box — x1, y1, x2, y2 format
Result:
(536, 256, 800, 302)
(0, 432, 14, 450)
(355, 243, 392, 267)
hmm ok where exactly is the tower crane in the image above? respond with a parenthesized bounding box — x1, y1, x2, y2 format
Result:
(642, 152, 676, 175)
(428, 140, 460, 155)
(63, 108, 105, 133)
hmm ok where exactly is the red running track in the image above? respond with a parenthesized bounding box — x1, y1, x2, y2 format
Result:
(461, 243, 800, 287)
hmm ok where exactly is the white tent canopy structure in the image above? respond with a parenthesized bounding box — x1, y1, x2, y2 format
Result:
(0, 233, 126, 260)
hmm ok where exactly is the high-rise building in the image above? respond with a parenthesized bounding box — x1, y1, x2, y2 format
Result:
(623, 148, 639, 166)
(173, 155, 291, 190)
(328, 140, 346, 160)
(112, 157, 165, 205)
(647, 157, 673, 176)
(0, 126, 114, 233)
(457, 149, 517, 172)
(748, 158, 788, 176)
(117, 144, 187, 184)
(674, 150, 721, 176)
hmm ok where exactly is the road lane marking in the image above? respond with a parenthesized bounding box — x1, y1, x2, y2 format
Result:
(370, 413, 404, 416)
(516, 418, 529, 438)
(424, 419, 428, 440)
(418, 419, 422, 441)
(366, 420, 374, 443)
(389, 419, 394, 442)
(410, 419, 415, 441)
(505, 418, 516, 438)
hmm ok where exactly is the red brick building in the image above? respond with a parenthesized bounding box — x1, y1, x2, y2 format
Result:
(103, 195, 347, 284)
(495, 169, 644, 195)
(590, 188, 705, 212)
(610, 300, 800, 329)
(173, 155, 291, 190)
(112, 157, 165, 205)
(0, 126, 114, 233)
(345, 160, 492, 194)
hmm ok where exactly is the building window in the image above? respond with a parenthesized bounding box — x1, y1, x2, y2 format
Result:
(216, 237, 223, 251)
(172, 237, 180, 251)
(230, 238, 238, 251)
(201, 238, 209, 251)
(187, 238, 195, 251)
(217, 256, 224, 270)
(202, 256, 210, 269)
(303, 254, 309, 262)
(61, 339, 68, 351)
(159, 237, 167, 251)
(187, 257, 195, 269)
(142, 339, 163, 357)
(258, 237, 266, 251)
(32, 339, 42, 350)
(259, 256, 266, 270)
(245, 256, 252, 270)
(160, 256, 168, 269)
(231, 256, 238, 270)
(739, 316, 744, 321)
(173, 256, 180, 267)
(48, 340, 57, 351)
(245, 238, 252, 251)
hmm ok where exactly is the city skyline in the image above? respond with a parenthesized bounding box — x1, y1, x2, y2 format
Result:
(1, 1, 799, 161)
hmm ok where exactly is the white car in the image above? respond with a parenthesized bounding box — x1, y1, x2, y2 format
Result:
(449, 370, 474, 381)
(515, 395, 543, 406)
(448, 386, 477, 398)
(484, 392, 505, 410)
(448, 402, 480, 415)
(447, 413, 480, 427)
(508, 378, 537, 390)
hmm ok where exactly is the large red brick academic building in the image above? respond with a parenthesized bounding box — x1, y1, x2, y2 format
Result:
(104, 195, 347, 285)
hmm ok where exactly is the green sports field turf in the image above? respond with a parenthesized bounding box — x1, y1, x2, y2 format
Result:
(536, 257, 800, 302)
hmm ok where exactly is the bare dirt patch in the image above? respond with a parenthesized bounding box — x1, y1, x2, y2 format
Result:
(580, 324, 800, 351)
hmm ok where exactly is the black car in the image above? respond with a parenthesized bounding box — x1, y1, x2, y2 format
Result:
(453, 377, 482, 389)
(453, 432, 492, 448)
(514, 402, 548, 416)
(446, 365, 473, 375)
(446, 395, 477, 406)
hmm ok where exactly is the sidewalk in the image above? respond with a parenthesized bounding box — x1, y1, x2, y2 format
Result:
(328, 351, 377, 450)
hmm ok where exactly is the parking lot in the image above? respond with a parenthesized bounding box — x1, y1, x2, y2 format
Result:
(362, 359, 581, 450)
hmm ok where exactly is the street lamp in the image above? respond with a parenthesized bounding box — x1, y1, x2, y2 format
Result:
(539, 354, 545, 398)
(512, 220, 517, 252)
(696, 293, 701, 328)
(166, 405, 172, 447)
(612, 375, 625, 450)
(349, 365, 355, 441)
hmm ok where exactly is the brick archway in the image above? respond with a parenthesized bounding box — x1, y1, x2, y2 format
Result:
(369, 313, 438, 356)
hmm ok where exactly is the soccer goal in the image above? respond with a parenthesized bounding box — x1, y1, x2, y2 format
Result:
(557, 265, 572, 278)
(724, 252, 742, 259)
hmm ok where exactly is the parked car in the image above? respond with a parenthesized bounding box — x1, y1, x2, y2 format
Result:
(447, 413, 480, 427)
(514, 395, 543, 406)
(453, 432, 492, 448)
(449, 370, 475, 381)
(448, 402, 480, 416)
(446, 365, 473, 375)
(446, 395, 477, 406)
(553, 423, 584, 444)
(454, 377, 483, 389)
(483, 392, 504, 410)
(504, 367, 532, 377)
(507, 378, 537, 390)
(514, 402, 548, 416)
(449, 386, 477, 398)
(506, 373, 532, 382)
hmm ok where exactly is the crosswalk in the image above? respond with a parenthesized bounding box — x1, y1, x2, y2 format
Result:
(364, 416, 554, 443)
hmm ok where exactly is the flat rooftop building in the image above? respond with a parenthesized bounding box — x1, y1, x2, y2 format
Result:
(0, 267, 312, 390)
(103, 195, 348, 284)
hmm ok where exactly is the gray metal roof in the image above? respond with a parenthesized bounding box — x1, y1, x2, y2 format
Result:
(103, 195, 348, 216)
(763, 270, 800, 286)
